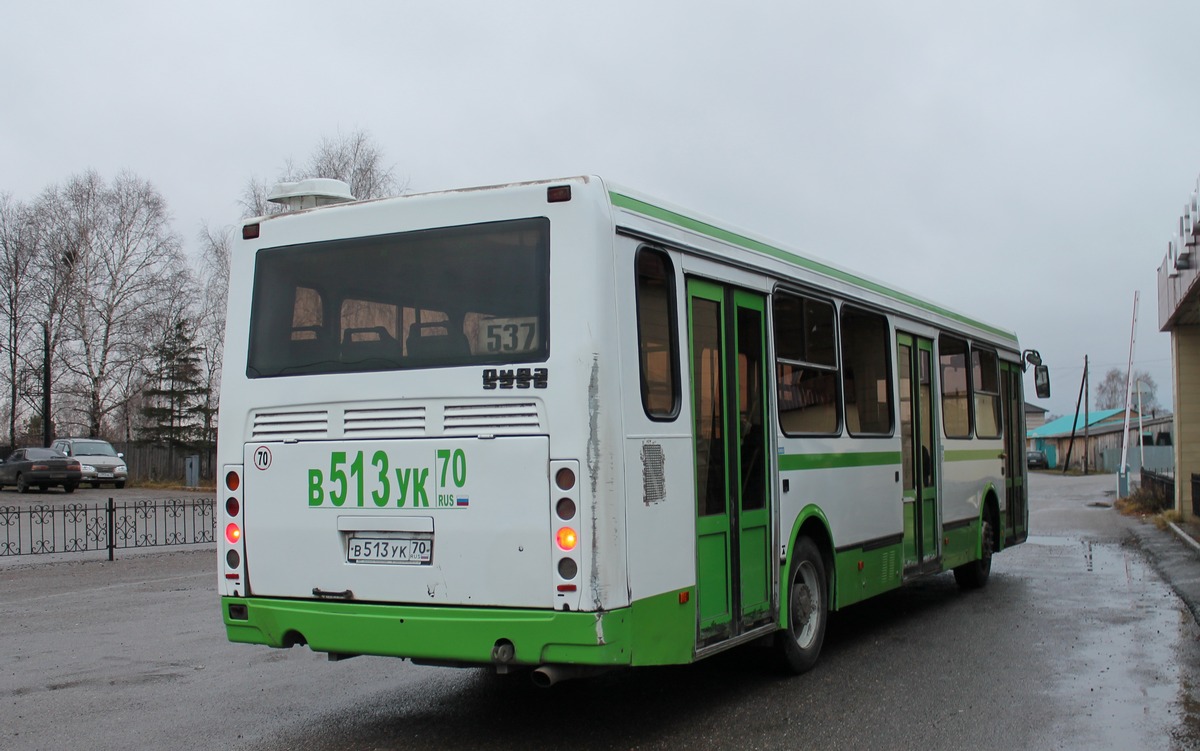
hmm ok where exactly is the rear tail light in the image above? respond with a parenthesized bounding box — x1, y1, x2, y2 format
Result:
(222, 464, 246, 594)
(31, 464, 48, 471)
(556, 527, 578, 551)
(550, 459, 582, 608)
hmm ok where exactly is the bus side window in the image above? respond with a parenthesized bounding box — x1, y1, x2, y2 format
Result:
(773, 292, 839, 435)
(939, 335, 972, 438)
(972, 347, 1001, 438)
(635, 248, 679, 419)
(840, 306, 894, 436)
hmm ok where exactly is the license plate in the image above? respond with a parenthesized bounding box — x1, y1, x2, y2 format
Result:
(97, 472, 114, 478)
(347, 536, 433, 565)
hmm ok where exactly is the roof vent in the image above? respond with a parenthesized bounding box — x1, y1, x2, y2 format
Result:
(267, 178, 355, 211)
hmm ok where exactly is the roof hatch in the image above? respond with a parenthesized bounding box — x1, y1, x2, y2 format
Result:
(267, 178, 355, 211)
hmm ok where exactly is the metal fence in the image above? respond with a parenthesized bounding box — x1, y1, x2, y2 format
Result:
(1140, 469, 1175, 512)
(0, 498, 215, 559)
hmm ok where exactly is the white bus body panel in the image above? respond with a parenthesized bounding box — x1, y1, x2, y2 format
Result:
(243, 436, 553, 607)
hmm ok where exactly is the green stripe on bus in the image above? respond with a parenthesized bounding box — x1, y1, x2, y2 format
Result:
(779, 451, 902, 471)
(944, 449, 1003, 462)
(609, 191, 1018, 344)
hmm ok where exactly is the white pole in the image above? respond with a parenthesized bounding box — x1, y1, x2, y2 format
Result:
(1118, 291, 1139, 497)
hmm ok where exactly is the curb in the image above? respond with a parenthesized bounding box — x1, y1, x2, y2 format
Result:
(1168, 521, 1200, 554)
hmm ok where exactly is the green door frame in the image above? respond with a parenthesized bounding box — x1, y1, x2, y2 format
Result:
(1001, 361, 1028, 544)
(898, 333, 940, 572)
(687, 279, 772, 644)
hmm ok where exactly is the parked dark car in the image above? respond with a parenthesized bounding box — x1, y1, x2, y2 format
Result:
(0, 447, 82, 493)
(1027, 449, 1049, 470)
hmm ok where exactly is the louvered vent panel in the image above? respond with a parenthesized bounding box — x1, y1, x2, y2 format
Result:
(442, 402, 543, 435)
(252, 410, 329, 440)
(641, 441, 666, 505)
(343, 406, 427, 438)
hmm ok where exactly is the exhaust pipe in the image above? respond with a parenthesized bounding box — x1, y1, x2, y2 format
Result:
(530, 664, 610, 688)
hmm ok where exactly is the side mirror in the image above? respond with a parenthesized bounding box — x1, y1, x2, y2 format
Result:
(1034, 365, 1051, 399)
(118, 452, 125, 459)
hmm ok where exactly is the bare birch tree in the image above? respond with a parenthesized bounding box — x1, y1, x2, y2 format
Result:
(194, 222, 231, 445)
(52, 170, 186, 437)
(0, 194, 39, 446)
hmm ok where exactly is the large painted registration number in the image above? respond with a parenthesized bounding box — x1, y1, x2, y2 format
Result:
(346, 536, 433, 565)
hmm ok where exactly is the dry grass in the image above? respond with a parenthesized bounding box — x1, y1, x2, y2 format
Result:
(1116, 488, 1182, 530)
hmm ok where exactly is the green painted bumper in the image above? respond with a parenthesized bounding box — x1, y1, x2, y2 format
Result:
(223, 596, 634, 667)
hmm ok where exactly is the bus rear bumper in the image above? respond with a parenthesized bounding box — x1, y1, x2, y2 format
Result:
(222, 596, 632, 667)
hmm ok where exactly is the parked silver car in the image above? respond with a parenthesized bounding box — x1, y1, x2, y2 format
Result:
(50, 438, 128, 488)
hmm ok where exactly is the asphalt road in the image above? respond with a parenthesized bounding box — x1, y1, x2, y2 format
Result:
(2, 473, 1198, 750)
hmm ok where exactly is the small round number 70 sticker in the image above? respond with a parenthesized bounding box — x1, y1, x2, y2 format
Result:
(253, 446, 272, 470)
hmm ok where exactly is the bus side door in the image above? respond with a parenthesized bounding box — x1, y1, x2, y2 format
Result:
(687, 279, 772, 644)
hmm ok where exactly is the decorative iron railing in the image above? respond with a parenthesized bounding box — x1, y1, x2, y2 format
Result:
(0, 498, 214, 559)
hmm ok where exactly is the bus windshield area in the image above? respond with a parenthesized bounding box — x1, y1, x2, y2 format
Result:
(247, 218, 550, 378)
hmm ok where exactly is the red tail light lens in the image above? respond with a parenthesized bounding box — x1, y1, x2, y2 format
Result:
(225, 523, 242, 544)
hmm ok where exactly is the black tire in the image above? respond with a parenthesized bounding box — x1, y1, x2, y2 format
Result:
(115, 481, 126, 489)
(953, 515, 995, 589)
(63, 483, 76, 494)
(16, 474, 29, 493)
(775, 536, 828, 674)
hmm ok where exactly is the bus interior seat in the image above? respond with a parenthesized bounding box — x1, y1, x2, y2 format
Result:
(406, 321, 469, 360)
(288, 325, 332, 365)
(341, 326, 397, 362)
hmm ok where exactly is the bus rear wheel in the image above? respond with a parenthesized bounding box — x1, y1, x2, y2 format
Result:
(953, 517, 994, 590)
(776, 537, 828, 674)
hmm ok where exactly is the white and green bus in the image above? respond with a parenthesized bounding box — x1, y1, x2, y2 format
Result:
(218, 175, 1048, 685)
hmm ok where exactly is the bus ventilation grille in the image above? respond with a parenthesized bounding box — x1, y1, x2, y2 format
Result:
(442, 402, 543, 435)
(343, 406, 427, 438)
(251, 410, 329, 440)
(641, 441, 666, 505)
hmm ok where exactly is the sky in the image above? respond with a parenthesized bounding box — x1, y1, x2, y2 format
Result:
(2, 1, 1198, 418)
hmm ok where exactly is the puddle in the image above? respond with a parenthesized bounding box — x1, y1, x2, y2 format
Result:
(1024, 535, 1077, 546)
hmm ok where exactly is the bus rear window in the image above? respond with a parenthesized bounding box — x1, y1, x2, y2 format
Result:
(247, 218, 550, 378)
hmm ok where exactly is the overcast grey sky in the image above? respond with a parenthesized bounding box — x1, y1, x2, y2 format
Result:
(3, 1, 1197, 417)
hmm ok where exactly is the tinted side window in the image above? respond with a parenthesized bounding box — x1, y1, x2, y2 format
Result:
(841, 306, 894, 436)
(972, 348, 1001, 438)
(939, 335, 971, 438)
(635, 248, 679, 419)
(774, 292, 839, 435)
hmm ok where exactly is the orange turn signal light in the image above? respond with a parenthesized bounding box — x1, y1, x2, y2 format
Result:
(556, 527, 578, 551)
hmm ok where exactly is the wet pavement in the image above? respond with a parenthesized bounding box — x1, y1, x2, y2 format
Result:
(2, 472, 1199, 750)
